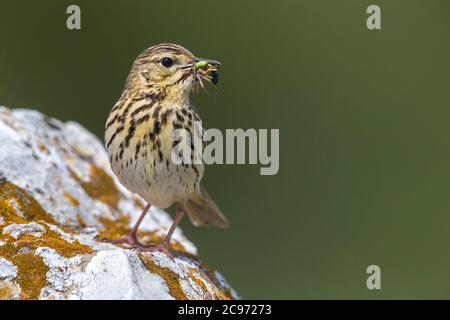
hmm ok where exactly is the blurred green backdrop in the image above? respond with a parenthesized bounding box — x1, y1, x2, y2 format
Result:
(1, 0, 450, 299)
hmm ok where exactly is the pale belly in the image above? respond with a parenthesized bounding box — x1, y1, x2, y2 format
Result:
(111, 148, 204, 209)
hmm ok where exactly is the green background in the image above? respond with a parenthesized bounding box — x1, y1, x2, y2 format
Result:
(1, 0, 450, 299)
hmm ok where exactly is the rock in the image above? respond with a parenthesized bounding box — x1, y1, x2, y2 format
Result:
(0, 107, 238, 300)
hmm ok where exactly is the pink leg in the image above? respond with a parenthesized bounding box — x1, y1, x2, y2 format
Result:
(137, 206, 186, 257)
(162, 206, 185, 247)
(97, 203, 151, 247)
(129, 203, 151, 239)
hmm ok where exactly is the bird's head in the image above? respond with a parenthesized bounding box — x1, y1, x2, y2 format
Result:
(125, 43, 220, 101)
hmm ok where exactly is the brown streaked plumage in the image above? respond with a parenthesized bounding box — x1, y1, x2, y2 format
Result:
(102, 43, 228, 256)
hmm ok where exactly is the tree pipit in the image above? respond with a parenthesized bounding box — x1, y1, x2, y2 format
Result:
(102, 43, 228, 256)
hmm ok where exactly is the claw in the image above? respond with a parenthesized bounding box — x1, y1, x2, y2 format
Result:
(136, 243, 174, 258)
(95, 234, 174, 258)
(95, 234, 136, 246)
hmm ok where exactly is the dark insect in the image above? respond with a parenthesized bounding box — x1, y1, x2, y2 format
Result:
(211, 71, 219, 85)
(194, 61, 220, 88)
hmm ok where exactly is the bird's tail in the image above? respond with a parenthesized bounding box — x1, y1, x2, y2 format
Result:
(185, 186, 229, 228)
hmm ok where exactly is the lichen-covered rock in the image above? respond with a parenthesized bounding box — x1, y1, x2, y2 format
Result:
(0, 106, 238, 300)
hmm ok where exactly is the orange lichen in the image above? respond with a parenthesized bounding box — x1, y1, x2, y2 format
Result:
(191, 266, 231, 300)
(12, 252, 49, 300)
(133, 197, 145, 210)
(76, 214, 87, 228)
(0, 179, 56, 225)
(64, 192, 80, 207)
(138, 254, 187, 300)
(37, 144, 49, 154)
(69, 164, 120, 209)
(0, 238, 49, 300)
(212, 285, 233, 300)
(17, 227, 93, 258)
(0, 225, 93, 299)
(187, 267, 213, 299)
(0, 179, 77, 235)
(0, 281, 18, 300)
(0, 287, 12, 300)
(0, 241, 16, 259)
(200, 266, 234, 300)
(138, 231, 188, 254)
(98, 215, 131, 239)
(0, 178, 94, 299)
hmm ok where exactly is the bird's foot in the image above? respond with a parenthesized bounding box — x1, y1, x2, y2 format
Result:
(96, 234, 174, 258)
(95, 233, 137, 247)
(135, 242, 174, 258)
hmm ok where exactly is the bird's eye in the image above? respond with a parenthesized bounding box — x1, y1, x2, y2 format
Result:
(161, 57, 174, 68)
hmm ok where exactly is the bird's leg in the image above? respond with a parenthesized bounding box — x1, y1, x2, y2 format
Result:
(136, 206, 186, 257)
(161, 206, 185, 248)
(96, 203, 151, 247)
(127, 203, 152, 245)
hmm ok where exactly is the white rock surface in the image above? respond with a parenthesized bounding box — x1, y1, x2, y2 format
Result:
(3, 223, 46, 239)
(0, 107, 238, 300)
(0, 258, 17, 279)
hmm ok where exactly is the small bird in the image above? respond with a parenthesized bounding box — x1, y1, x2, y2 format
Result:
(103, 43, 229, 255)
